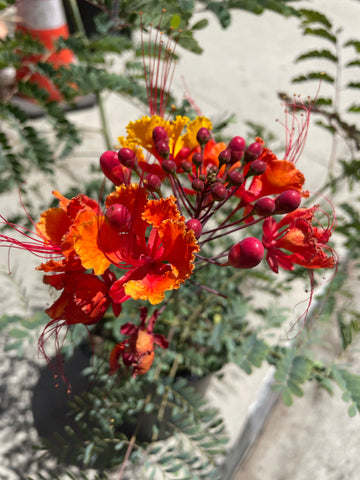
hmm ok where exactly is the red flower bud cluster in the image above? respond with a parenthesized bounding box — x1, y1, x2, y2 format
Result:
(0, 112, 337, 381)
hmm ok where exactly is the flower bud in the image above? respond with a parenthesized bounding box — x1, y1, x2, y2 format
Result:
(196, 127, 211, 146)
(275, 190, 301, 214)
(118, 148, 137, 169)
(247, 159, 267, 176)
(144, 173, 162, 193)
(230, 150, 244, 164)
(244, 141, 263, 163)
(192, 152, 203, 167)
(192, 179, 205, 192)
(105, 204, 131, 231)
(211, 183, 227, 202)
(152, 126, 168, 144)
(100, 151, 126, 185)
(181, 160, 192, 172)
(156, 140, 170, 159)
(228, 136, 246, 152)
(162, 159, 177, 175)
(253, 197, 275, 216)
(228, 137, 246, 164)
(186, 219, 202, 239)
(228, 170, 244, 186)
(218, 149, 232, 165)
(228, 237, 264, 269)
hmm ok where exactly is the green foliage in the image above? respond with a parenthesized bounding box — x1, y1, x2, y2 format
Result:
(203, 0, 300, 28)
(295, 49, 337, 63)
(272, 349, 312, 405)
(3, 2, 360, 478)
(233, 334, 269, 374)
(336, 200, 360, 253)
(300, 8, 332, 29)
(292, 72, 334, 84)
(291, 10, 337, 88)
(0, 0, 302, 205)
(0, 0, 14, 8)
(332, 366, 360, 417)
(27, 471, 109, 480)
(35, 366, 227, 478)
(0, 311, 47, 353)
(286, 5, 360, 241)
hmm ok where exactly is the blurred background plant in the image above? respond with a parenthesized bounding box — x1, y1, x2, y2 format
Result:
(1, 1, 360, 479)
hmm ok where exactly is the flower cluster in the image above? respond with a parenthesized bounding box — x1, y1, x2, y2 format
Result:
(0, 106, 336, 380)
(0, 12, 337, 380)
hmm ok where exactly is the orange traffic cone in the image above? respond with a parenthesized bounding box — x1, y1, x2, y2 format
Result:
(16, 0, 74, 102)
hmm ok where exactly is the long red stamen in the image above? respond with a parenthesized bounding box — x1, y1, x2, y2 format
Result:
(0, 216, 62, 257)
(140, 10, 178, 117)
(278, 91, 317, 164)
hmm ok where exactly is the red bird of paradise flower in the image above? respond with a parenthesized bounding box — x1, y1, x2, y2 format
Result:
(109, 307, 168, 377)
(262, 205, 336, 274)
(72, 183, 199, 305)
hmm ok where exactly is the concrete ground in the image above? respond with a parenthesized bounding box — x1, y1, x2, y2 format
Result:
(1, 0, 360, 479)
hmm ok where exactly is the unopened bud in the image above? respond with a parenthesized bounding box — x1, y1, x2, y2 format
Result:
(196, 127, 211, 146)
(218, 149, 232, 165)
(228, 237, 264, 269)
(228, 136, 246, 164)
(186, 219, 202, 239)
(118, 148, 137, 169)
(100, 151, 125, 185)
(253, 197, 275, 216)
(144, 173, 162, 192)
(181, 160, 192, 172)
(212, 183, 227, 202)
(192, 152, 203, 167)
(156, 140, 170, 159)
(152, 126, 168, 144)
(105, 204, 131, 231)
(274, 190, 301, 214)
(247, 159, 267, 176)
(231, 150, 244, 164)
(162, 159, 177, 175)
(228, 136, 246, 152)
(192, 179, 205, 192)
(244, 141, 263, 163)
(228, 170, 244, 186)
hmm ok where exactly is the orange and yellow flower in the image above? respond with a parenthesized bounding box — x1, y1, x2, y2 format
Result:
(72, 183, 199, 305)
(109, 307, 168, 377)
(118, 115, 213, 173)
(262, 206, 335, 273)
(239, 147, 307, 205)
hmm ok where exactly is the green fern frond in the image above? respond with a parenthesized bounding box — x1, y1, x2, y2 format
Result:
(292, 72, 334, 83)
(347, 81, 360, 89)
(348, 104, 360, 113)
(299, 9, 332, 28)
(346, 59, 360, 68)
(272, 349, 312, 406)
(233, 334, 270, 374)
(303, 27, 336, 43)
(345, 39, 360, 53)
(295, 49, 337, 63)
(332, 366, 360, 417)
